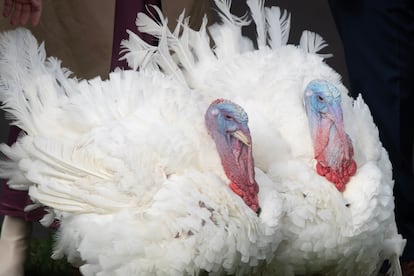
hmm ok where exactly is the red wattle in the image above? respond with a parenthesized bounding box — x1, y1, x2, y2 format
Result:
(316, 159, 357, 192)
(229, 182, 245, 197)
(229, 182, 260, 213)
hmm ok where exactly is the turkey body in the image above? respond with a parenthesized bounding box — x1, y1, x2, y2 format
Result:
(0, 28, 283, 275)
(121, 0, 406, 275)
(187, 41, 402, 276)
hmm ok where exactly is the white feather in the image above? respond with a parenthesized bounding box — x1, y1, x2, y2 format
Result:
(300, 30, 333, 58)
(0, 1, 406, 275)
(0, 27, 284, 275)
(246, 0, 266, 49)
(119, 30, 159, 71)
(121, 1, 405, 275)
(265, 6, 291, 48)
(213, 0, 250, 28)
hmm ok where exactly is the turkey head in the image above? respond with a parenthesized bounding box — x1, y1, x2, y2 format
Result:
(304, 80, 357, 191)
(205, 99, 260, 214)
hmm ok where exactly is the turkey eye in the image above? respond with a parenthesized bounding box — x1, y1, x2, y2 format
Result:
(225, 115, 233, 120)
(317, 95, 325, 102)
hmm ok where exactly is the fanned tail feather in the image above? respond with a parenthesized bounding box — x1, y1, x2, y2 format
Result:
(246, 0, 266, 49)
(299, 30, 332, 58)
(209, 0, 253, 59)
(121, 0, 252, 86)
(121, 0, 330, 90)
(133, 5, 194, 85)
(213, 0, 251, 27)
(265, 6, 290, 48)
(120, 30, 159, 71)
(139, 12, 185, 82)
(246, 0, 291, 49)
(187, 15, 214, 62)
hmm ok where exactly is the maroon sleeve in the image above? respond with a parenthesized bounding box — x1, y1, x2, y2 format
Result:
(110, 0, 162, 71)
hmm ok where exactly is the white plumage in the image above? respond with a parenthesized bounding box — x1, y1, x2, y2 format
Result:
(121, 0, 406, 275)
(0, 28, 283, 275)
(0, 0, 406, 275)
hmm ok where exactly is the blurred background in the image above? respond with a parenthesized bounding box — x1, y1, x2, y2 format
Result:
(0, 0, 349, 274)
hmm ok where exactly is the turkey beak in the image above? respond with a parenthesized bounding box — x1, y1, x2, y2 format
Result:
(323, 101, 342, 128)
(327, 102, 344, 133)
(231, 130, 251, 147)
(231, 129, 255, 185)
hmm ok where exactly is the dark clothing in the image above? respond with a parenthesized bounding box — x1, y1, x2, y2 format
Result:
(0, 126, 45, 221)
(329, 0, 414, 260)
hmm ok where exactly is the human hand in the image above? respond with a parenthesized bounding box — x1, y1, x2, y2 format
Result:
(2, 0, 42, 26)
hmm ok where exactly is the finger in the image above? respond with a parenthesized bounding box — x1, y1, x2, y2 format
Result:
(10, 2, 23, 26)
(3, 0, 13, 17)
(20, 4, 30, 25)
(31, 0, 42, 9)
(30, 0, 41, 26)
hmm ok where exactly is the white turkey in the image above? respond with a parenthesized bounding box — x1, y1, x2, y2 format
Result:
(121, 0, 406, 275)
(0, 28, 284, 275)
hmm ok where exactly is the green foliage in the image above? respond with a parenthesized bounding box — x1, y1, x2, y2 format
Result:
(25, 234, 76, 276)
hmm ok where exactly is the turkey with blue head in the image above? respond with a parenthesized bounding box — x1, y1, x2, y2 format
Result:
(304, 79, 357, 191)
(120, 0, 406, 275)
(205, 98, 260, 214)
(0, 27, 283, 275)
